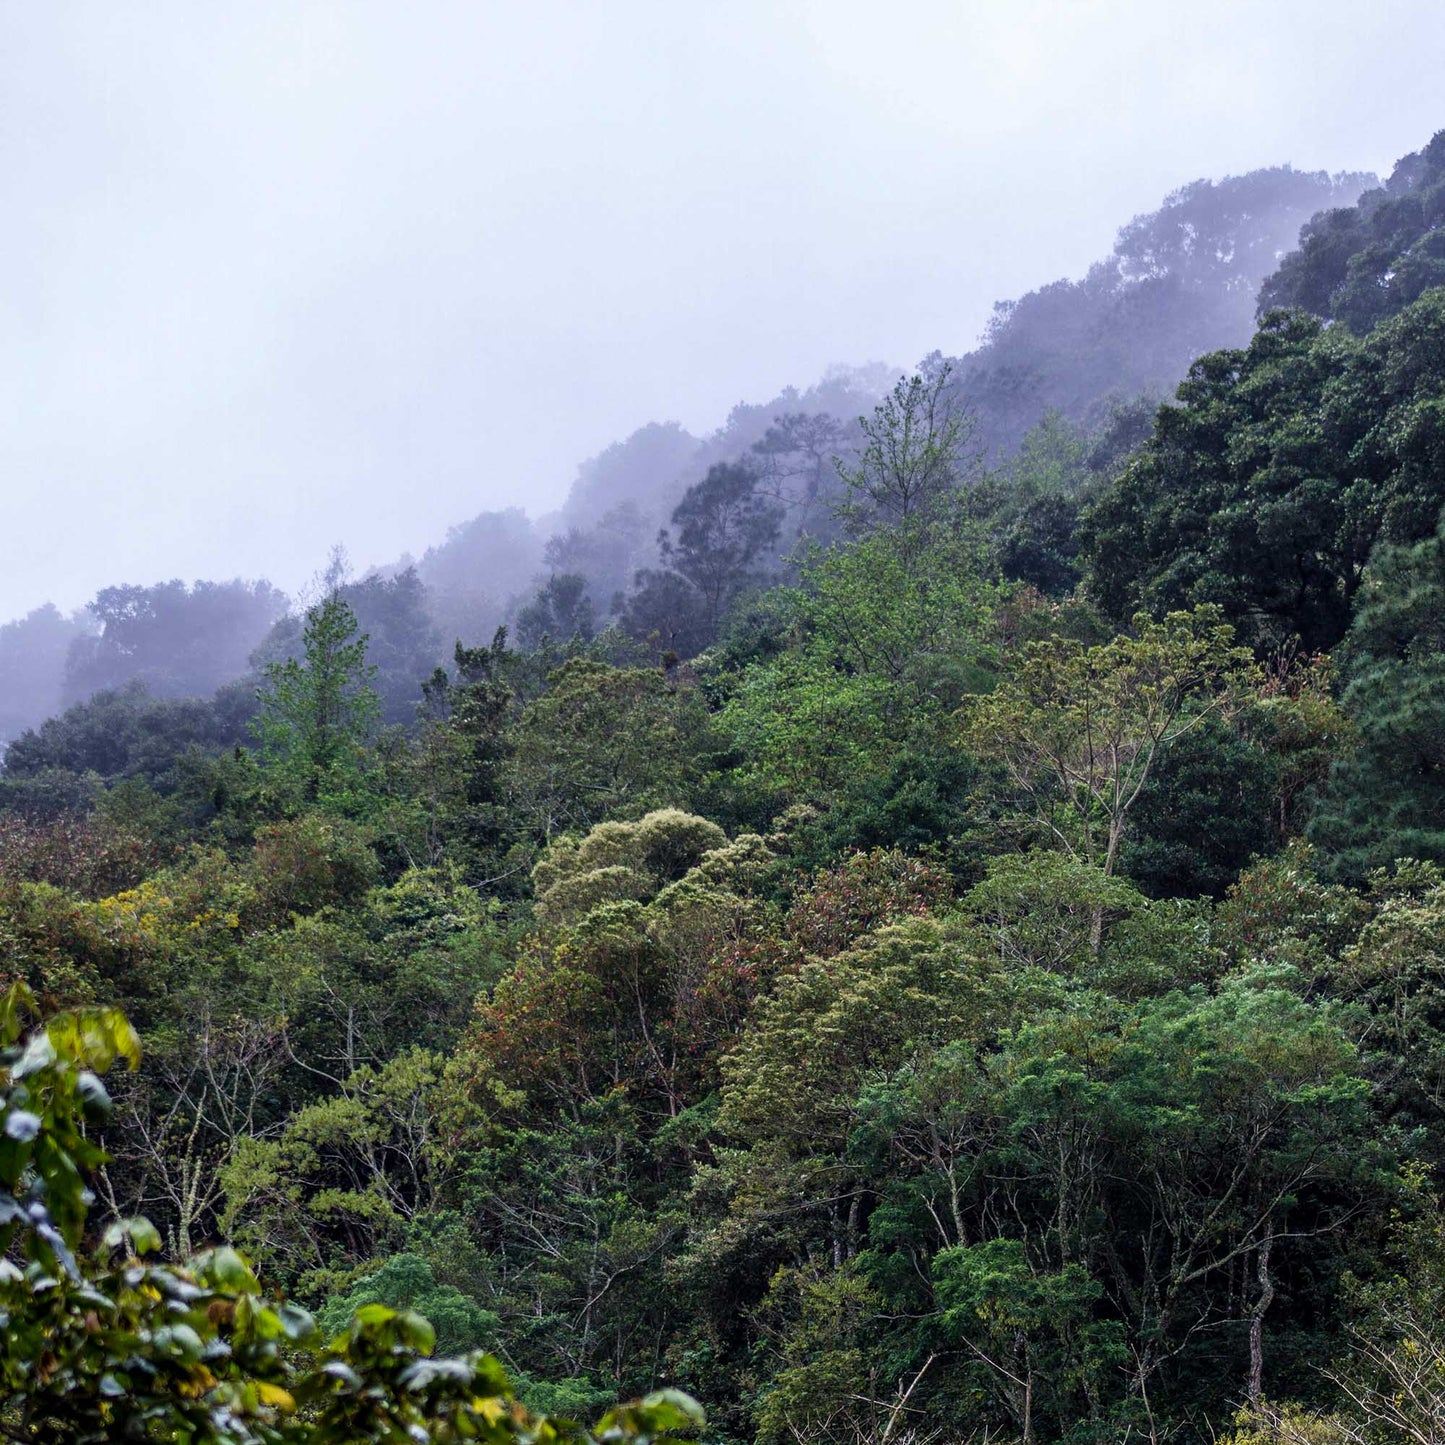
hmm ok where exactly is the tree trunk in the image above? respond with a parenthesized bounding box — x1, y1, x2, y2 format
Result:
(1248, 1236, 1275, 1408)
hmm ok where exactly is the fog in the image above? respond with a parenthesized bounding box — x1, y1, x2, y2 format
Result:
(1, 0, 1443, 625)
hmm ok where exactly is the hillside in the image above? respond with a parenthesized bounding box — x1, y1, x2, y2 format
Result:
(5, 127, 1445, 1444)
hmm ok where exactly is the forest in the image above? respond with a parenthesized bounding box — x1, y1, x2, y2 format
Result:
(3, 129, 1445, 1443)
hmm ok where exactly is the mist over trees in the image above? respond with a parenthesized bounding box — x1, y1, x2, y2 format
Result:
(943, 164, 1372, 459)
(62, 578, 288, 706)
(0, 603, 84, 744)
(0, 160, 1372, 746)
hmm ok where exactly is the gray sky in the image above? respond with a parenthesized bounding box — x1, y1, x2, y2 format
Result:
(2, 0, 1442, 624)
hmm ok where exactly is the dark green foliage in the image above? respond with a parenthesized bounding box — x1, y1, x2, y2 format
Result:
(1260, 129, 1445, 332)
(1121, 715, 1281, 898)
(1310, 522, 1445, 875)
(996, 490, 1082, 594)
(1081, 292, 1445, 651)
(1, 680, 253, 808)
(787, 743, 985, 873)
(971, 411, 1094, 595)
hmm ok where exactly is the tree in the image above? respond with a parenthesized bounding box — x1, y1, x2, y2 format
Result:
(1, 682, 251, 799)
(517, 574, 597, 652)
(1259, 128, 1445, 333)
(317, 1252, 499, 1356)
(974, 411, 1092, 596)
(252, 594, 381, 804)
(713, 511, 1003, 813)
(0, 604, 83, 745)
(508, 660, 711, 839)
(750, 411, 850, 532)
(1224, 1179, 1445, 1445)
(837, 363, 974, 533)
(253, 568, 441, 727)
(933, 1239, 1124, 1444)
(404, 632, 520, 881)
(959, 607, 1256, 887)
(664, 462, 784, 633)
(1310, 521, 1445, 874)
(63, 578, 286, 706)
(949, 165, 1369, 460)
(622, 463, 784, 658)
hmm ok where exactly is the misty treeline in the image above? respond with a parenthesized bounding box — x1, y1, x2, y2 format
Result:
(5, 130, 1445, 1444)
(0, 158, 1366, 750)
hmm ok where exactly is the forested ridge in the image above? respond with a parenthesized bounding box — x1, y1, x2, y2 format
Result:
(4, 130, 1445, 1443)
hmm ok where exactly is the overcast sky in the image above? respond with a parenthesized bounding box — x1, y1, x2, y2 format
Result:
(2, 0, 1442, 624)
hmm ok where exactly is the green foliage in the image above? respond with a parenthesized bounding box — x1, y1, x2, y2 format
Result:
(1310, 520, 1445, 874)
(972, 410, 1093, 596)
(0, 983, 704, 1444)
(318, 1253, 500, 1356)
(1, 680, 254, 805)
(11, 146, 1445, 1439)
(531, 810, 726, 926)
(1081, 293, 1445, 652)
(750, 1262, 889, 1445)
(252, 594, 381, 807)
(836, 364, 975, 530)
(933, 1239, 1125, 1441)
(1260, 129, 1445, 333)
(509, 660, 713, 838)
(960, 606, 1256, 877)
(1119, 713, 1282, 898)
(714, 519, 1003, 813)
(518, 576, 597, 653)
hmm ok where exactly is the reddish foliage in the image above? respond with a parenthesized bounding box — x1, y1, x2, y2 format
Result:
(0, 813, 168, 899)
(785, 848, 953, 959)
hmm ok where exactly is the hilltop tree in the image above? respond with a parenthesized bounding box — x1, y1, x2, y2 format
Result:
(63, 578, 286, 706)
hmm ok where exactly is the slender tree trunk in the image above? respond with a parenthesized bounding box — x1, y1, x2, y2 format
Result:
(1248, 1235, 1275, 1408)
(1021, 1348, 1034, 1445)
